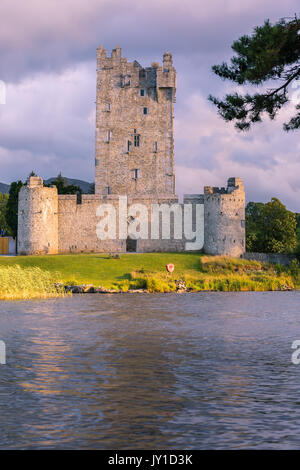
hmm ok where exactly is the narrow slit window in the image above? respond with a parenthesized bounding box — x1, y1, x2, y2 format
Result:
(107, 130, 112, 141)
(133, 169, 139, 179)
(106, 103, 111, 111)
(106, 186, 111, 195)
(154, 141, 158, 152)
(134, 135, 140, 147)
(127, 140, 131, 152)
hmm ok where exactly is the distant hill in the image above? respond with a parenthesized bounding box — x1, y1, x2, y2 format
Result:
(44, 177, 93, 194)
(0, 177, 93, 194)
(0, 183, 10, 194)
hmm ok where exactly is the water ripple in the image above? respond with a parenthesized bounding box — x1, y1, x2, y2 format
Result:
(0, 292, 299, 449)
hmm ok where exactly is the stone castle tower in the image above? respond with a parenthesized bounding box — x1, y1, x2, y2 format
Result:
(18, 176, 58, 255)
(95, 46, 176, 196)
(17, 47, 245, 257)
(204, 177, 245, 257)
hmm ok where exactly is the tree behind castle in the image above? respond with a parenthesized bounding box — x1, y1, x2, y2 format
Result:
(6, 181, 24, 237)
(246, 198, 297, 253)
(45, 173, 82, 201)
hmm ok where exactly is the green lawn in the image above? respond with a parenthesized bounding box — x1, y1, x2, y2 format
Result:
(0, 252, 298, 299)
(0, 253, 201, 287)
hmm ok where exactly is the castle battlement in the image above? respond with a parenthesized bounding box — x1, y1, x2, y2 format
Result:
(204, 177, 244, 196)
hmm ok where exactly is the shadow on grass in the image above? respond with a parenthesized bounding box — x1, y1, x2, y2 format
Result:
(116, 272, 132, 281)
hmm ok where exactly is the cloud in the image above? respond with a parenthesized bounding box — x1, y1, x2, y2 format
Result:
(175, 94, 300, 211)
(0, 0, 297, 81)
(0, 63, 95, 182)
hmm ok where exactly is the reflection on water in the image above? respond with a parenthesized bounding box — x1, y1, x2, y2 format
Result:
(0, 292, 300, 449)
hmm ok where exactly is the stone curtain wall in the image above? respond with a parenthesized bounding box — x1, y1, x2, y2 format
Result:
(243, 252, 297, 266)
(18, 177, 245, 256)
(57, 193, 187, 254)
(58, 194, 125, 253)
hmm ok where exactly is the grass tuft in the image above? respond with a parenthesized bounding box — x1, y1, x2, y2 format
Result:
(0, 265, 65, 301)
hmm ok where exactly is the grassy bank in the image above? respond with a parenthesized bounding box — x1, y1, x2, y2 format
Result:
(0, 253, 298, 300)
(0, 265, 65, 300)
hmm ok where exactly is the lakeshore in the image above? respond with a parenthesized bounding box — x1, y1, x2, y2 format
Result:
(0, 253, 298, 300)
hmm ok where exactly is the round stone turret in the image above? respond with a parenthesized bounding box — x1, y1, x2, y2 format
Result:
(204, 177, 245, 257)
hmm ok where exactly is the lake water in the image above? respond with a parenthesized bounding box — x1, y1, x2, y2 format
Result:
(0, 292, 299, 449)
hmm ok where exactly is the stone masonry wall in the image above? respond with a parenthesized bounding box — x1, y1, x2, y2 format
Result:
(58, 194, 125, 253)
(95, 46, 176, 197)
(57, 193, 187, 254)
(18, 177, 58, 255)
(18, 176, 245, 257)
(204, 177, 245, 257)
(242, 252, 298, 266)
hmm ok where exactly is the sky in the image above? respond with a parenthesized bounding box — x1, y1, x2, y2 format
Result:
(0, 0, 299, 210)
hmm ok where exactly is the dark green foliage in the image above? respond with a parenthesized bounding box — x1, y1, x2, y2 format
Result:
(295, 213, 300, 255)
(245, 202, 266, 252)
(289, 258, 300, 279)
(246, 198, 297, 253)
(6, 181, 24, 237)
(88, 183, 95, 194)
(45, 173, 82, 202)
(0, 193, 9, 235)
(209, 17, 300, 131)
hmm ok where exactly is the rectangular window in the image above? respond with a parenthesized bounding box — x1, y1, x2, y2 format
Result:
(140, 89, 145, 96)
(127, 140, 131, 152)
(143, 107, 148, 115)
(154, 141, 158, 152)
(106, 186, 111, 195)
(106, 103, 111, 112)
(133, 129, 140, 147)
(134, 135, 140, 147)
(106, 130, 112, 141)
(133, 169, 139, 179)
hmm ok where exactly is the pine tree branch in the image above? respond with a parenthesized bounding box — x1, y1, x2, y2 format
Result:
(267, 67, 300, 97)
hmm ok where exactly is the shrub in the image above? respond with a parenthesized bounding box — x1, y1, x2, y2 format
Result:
(289, 259, 300, 280)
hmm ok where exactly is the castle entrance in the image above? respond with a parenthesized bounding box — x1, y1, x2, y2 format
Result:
(126, 237, 137, 252)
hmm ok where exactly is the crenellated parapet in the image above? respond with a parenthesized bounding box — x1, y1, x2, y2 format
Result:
(156, 52, 176, 93)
